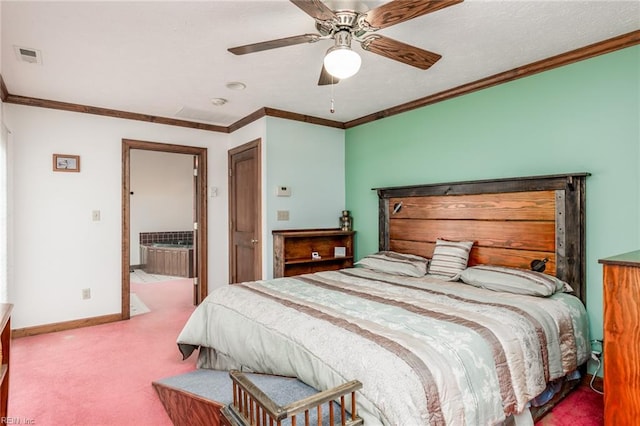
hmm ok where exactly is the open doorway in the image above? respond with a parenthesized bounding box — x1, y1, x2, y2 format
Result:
(121, 139, 208, 320)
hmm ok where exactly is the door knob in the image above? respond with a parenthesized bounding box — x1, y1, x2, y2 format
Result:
(251, 239, 259, 244)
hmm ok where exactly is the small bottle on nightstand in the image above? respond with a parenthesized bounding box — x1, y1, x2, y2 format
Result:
(340, 210, 353, 231)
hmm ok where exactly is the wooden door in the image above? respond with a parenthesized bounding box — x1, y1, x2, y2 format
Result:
(192, 155, 199, 305)
(228, 139, 261, 284)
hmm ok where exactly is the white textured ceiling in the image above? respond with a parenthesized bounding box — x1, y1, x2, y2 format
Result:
(1, 0, 639, 126)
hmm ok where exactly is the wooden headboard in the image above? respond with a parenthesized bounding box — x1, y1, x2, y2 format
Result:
(375, 173, 589, 304)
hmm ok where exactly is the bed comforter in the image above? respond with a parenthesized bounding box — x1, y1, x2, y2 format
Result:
(177, 268, 589, 425)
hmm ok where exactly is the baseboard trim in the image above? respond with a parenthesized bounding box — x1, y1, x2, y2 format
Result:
(12, 313, 124, 338)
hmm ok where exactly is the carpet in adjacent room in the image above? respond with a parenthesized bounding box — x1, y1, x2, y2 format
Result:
(130, 292, 151, 316)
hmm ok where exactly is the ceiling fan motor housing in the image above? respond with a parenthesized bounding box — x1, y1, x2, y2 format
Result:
(333, 29, 353, 49)
(333, 11, 358, 29)
(316, 10, 371, 39)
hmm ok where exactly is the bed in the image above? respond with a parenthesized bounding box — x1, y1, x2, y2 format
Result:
(177, 173, 590, 425)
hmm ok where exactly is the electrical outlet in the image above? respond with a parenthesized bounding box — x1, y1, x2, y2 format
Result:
(82, 288, 91, 300)
(590, 339, 603, 361)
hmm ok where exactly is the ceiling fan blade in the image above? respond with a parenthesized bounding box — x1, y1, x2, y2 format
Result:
(318, 65, 340, 86)
(290, 0, 336, 21)
(365, 0, 463, 30)
(362, 35, 441, 70)
(228, 34, 320, 55)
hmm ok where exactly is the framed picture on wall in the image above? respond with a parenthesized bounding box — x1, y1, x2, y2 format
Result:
(53, 154, 80, 172)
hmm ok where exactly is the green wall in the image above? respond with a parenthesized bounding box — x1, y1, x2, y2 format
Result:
(345, 46, 640, 343)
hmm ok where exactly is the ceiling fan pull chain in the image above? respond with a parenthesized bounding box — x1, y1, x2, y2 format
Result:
(330, 77, 336, 113)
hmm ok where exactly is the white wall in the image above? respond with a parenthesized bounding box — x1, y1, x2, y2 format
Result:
(264, 117, 345, 279)
(129, 150, 193, 265)
(4, 104, 228, 329)
(4, 105, 346, 329)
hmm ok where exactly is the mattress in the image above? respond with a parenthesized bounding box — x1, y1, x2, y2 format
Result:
(177, 268, 590, 425)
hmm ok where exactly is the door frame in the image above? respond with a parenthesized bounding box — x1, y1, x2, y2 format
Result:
(228, 138, 262, 283)
(121, 139, 208, 319)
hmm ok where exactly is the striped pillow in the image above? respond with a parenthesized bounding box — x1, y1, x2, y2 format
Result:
(459, 265, 573, 297)
(427, 239, 474, 279)
(355, 251, 429, 277)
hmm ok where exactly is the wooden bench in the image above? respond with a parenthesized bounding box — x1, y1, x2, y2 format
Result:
(223, 370, 363, 426)
(153, 369, 363, 426)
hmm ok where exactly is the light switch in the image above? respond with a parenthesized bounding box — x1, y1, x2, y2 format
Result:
(277, 210, 289, 221)
(92, 210, 101, 221)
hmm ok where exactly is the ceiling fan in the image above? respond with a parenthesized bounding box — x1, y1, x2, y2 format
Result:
(228, 0, 463, 85)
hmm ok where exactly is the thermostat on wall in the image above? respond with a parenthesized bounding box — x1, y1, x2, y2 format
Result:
(276, 186, 291, 197)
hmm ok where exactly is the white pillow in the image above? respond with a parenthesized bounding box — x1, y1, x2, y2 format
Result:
(459, 265, 573, 297)
(427, 239, 474, 279)
(355, 251, 429, 277)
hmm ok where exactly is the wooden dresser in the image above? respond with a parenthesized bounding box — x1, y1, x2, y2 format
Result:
(599, 250, 640, 426)
(273, 229, 355, 278)
(0, 304, 13, 419)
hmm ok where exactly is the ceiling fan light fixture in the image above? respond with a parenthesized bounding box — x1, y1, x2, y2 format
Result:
(324, 46, 361, 80)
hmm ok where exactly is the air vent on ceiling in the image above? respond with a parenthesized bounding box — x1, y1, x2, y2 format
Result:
(175, 106, 231, 125)
(14, 46, 42, 64)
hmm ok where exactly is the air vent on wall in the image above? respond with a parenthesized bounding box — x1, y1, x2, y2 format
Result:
(14, 46, 42, 64)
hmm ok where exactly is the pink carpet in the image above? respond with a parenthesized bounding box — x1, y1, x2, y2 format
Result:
(535, 386, 604, 426)
(9, 279, 197, 425)
(9, 278, 604, 425)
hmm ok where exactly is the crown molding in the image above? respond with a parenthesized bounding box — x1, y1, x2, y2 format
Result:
(227, 107, 267, 133)
(3, 93, 228, 132)
(263, 107, 345, 129)
(0, 74, 8, 102)
(224, 107, 346, 134)
(1, 30, 637, 133)
(344, 30, 640, 128)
